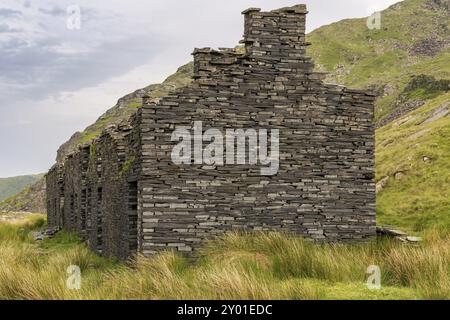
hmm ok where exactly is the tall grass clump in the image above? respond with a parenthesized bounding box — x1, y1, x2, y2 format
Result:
(199, 231, 449, 299)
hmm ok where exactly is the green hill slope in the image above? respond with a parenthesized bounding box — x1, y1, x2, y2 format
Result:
(307, 0, 449, 122)
(376, 92, 450, 231)
(0, 174, 44, 203)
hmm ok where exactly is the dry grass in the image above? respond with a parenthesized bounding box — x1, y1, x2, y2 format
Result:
(0, 217, 448, 300)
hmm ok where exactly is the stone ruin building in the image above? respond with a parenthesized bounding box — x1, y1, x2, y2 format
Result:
(46, 4, 376, 260)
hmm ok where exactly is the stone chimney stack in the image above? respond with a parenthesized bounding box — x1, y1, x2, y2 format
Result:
(192, 5, 312, 80)
(242, 5, 309, 60)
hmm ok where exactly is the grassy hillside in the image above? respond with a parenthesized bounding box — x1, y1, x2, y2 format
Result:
(376, 92, 450, 231)
(307, 0, 450, 121)
(0, 216, 448, 300)
(0, 174, 44, 203)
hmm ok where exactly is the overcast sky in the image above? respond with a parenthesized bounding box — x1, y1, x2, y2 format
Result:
(0, 0, 401, 178)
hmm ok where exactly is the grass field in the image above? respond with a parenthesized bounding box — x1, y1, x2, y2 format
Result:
(0, 214, 448, 300)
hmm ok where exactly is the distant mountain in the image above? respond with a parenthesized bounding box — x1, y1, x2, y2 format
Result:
(8, 0, 449, 231)
(0, 177, 46, 213)
(0, 174, 44, 203)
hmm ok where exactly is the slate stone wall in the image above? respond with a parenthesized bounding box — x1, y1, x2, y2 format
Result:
(46, 4, 376, 260)
(47, 123, 141, 259)
(46, 164, 64, 228)
(137, 5, 376, 255)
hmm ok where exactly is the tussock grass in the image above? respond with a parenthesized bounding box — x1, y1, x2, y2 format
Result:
(0, 217, 448, 300)
(199, 231, 449, 299)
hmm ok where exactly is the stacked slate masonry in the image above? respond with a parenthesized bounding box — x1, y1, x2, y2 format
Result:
(46, 4, 376, 259)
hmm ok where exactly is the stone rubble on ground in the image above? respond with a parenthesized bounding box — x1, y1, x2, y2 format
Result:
(33, 226, 61, 241)
(376, 226, 422, 243)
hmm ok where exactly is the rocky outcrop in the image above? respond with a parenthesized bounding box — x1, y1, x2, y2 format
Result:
(424, 0, 450, 11)
(376, 100, 425, 128)
(376, 226, 423, 243)
(420, 102, 449, 124)
(409, 38, 449, 57)
(376, 75, 450, 128)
